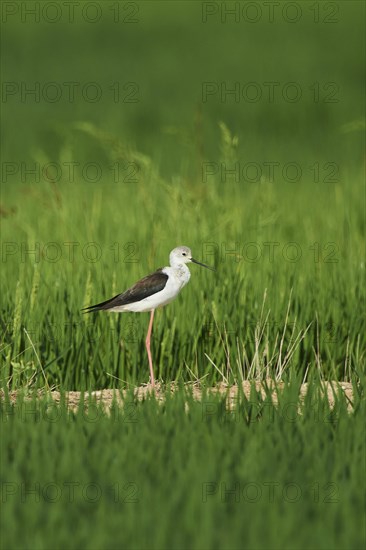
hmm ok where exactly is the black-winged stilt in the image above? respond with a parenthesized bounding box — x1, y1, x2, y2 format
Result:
(82, 246, 214, 386)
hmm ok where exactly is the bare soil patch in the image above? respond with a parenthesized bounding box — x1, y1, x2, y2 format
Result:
(2, 380, 356, 412)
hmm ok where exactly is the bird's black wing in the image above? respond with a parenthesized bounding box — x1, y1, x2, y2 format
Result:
(82, 269, 168, 313)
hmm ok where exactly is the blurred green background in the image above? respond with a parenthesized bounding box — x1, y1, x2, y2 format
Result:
(1, 1, 365, 388)
(2, 1, 364, 176)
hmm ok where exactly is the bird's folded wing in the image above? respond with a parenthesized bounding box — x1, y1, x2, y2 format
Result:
(82, 269, 168, 312)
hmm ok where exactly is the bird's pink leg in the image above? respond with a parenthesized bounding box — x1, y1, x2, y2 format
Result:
(145, 309, 155, 387)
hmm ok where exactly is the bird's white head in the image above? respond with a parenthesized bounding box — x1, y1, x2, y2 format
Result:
(169, 246, 215, 271)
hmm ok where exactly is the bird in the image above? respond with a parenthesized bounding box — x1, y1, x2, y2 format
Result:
(82, 246, 215, 387)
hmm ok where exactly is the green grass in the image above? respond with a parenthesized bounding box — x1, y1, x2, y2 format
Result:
(1, 382, 365, 550)
(0, 128, 364, 389)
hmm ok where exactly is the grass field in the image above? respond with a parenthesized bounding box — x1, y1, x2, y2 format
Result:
(1, 2, 365, 549)
(1, 123, 364, 390)
(1, 382, 365, 550)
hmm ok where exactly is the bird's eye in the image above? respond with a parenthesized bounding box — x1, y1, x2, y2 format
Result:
(182, 252, 186, 256)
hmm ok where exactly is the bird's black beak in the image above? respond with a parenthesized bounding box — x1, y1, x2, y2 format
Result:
(191, 258, 215, 271)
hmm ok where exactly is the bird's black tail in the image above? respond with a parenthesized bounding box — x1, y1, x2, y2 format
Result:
(81, 305, 102, 314)
(81, 294, 121, 314)
(81, 302, 110, 314)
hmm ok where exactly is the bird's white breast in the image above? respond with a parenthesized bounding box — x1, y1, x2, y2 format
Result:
(164, 264, 191, 287)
